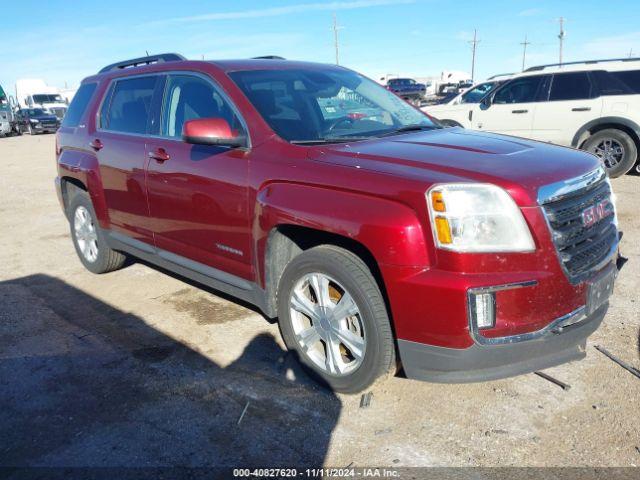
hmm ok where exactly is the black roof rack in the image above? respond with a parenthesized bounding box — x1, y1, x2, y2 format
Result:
(99, 53, 186, 73)
(525, 56, 640, 72)
(251, 55, 286, 60)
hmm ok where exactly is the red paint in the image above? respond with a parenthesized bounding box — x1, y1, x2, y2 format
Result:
(183, 117, 234, 140)
(55, 59, 606, 350)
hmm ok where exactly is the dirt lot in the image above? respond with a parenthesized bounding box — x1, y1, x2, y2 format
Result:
(1, 134, 639, 469)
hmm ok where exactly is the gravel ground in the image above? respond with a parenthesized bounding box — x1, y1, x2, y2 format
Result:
(0, 134, 639, 469)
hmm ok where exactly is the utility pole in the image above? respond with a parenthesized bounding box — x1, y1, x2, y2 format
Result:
(558, 17, 565, 66)
(469, 29, 480, 82)
(332, 14, 343, 65)
(520, 34, 531, 71)
(629, 48, 635, 58)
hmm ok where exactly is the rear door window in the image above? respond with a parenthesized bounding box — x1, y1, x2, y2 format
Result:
(102, 76, 158, 134)
(549, 72, 593, 101)
(61, 83, 97, 128)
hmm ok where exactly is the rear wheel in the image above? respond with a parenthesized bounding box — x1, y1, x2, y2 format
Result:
(277, 246, 395, 393)
(582, 129, 637, 178)
(68, 189, 126, 274)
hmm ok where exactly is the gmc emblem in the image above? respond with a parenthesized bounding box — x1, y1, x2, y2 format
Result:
(581, 199, 612, 228)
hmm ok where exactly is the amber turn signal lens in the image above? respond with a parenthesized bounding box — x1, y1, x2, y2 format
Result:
(434, 216, 452, 244)
(431, 191, 446, 212)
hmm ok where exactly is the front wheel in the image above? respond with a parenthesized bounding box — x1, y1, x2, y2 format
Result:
(277, 246, 395, 393)
(582, 129, 637, 178)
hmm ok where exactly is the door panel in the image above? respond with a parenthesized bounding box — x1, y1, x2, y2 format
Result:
(473, 75, 547, 138)
(96, 75, 160, 243)
(97, 131, 151, 240)
(145, 74, 253, 280)
(145, 141, 252, 279)
(474, 103, 536, 137)
(531, 72, 603, 145)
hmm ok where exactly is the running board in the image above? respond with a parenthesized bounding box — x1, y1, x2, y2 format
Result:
(106, 231, 272, 316)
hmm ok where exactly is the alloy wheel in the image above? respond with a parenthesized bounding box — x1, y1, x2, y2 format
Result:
(289, 272, 366, 376)
(74, 206, 99, 263)
(592, 138, 625, 168)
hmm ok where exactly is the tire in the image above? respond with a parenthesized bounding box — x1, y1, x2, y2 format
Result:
(582, 129, 637, 178)
(67, 189, 126, 274)
(277, 245, 395, 393)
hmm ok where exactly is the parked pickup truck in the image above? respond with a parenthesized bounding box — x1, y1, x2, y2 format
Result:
(56, 54, 623, 393)
(386, 77, 426, 103)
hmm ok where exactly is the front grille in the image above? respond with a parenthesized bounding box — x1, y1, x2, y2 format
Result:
(540, 174, 618, 282)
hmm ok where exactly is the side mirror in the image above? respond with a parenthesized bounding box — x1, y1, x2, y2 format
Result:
(182, 118, 246, 148)
(480, 96, 492, 110)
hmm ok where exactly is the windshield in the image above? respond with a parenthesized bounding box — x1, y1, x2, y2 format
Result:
(229, 68, 436, 143)
(26, 109, 46, 116)
(460, 81, 500, 104)
(32, 94, 63, 104)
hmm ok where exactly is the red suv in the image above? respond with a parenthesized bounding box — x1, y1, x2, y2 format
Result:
(55, 54, 623, 393)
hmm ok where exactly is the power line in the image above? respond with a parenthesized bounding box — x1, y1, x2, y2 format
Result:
(558, 17, 565, 66)
(520, 34, 531, 71)
(469, 29, 480, 81)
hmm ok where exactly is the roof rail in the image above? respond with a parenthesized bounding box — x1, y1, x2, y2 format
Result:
(525, 57, 640, 72)
(486, 72, 514, 80)
(98, 53, 186, 73)
(251, 55, 286, 60)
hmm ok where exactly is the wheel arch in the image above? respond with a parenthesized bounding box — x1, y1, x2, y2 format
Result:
(59, 176, 88, 218)
(262, 225, 390, 319)
(58, 149, 110, 227)
(572, 116, 640, 149)
(439, 119, 464, 128)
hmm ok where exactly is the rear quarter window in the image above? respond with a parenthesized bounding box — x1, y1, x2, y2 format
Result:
(61, 83, 97, 128)
(592, 69, 640, 95)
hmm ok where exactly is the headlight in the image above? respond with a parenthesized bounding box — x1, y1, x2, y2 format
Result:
(427, 183, 535, 252)
(30, 119, 40, 124)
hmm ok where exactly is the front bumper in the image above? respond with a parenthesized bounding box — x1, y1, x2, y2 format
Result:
(398, 301, 607, 383)
(31, 122, 59, 132)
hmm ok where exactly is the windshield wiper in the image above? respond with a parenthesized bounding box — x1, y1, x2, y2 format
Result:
(378, 124, 440, 137)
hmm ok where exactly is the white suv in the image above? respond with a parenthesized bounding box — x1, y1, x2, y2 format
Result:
(425, 58, 640, 177)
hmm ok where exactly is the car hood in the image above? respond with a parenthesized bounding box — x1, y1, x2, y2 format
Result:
(308, 128, 602, 206)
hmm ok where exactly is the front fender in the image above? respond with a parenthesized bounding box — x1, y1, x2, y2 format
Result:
(254, 182, 431, 283)
(58, 149, 110, 228)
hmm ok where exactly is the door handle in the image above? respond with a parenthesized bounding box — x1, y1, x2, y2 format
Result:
(572, 107, 591, 112)
(148, 148, 170, 163)
(511, 109, 528, 114)
(468, 110, 473, 121)
(89, 139, 103, 151)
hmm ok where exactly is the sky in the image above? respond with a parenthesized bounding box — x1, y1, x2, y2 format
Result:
(1, 0, 640, 93)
